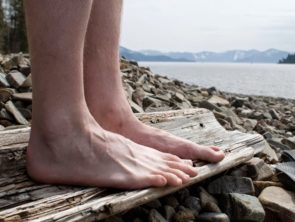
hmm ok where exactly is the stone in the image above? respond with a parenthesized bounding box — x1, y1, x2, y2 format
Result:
(103, 216, 125, 222)
(282, 137, 295, 149)
(231, 97, 248, 108)
(0, 108, 14, 121)
(20, 74, 32, 88)
(201, 90, 209, 97)
(145, 200, 162, 209)
(0, 72, 10, 87)
(259, 186, 295, 222)
(198, 186, 221, 213)
(253, 181, 283, 195)
(12, 92, 32, 102)
(123, 207, 149, 221)
(246, 158, 274, 181)
(183, 196, 201, 216)
(129, 99, 144, 113)
(4, 101, 29, 125)
(198, 213, 230, 222)
(162, 205, 175, 221)
(149, 209, 167, 222)
(268, 138, 290, 150)
(161, 195, 179, 208)
(132, 87, 146, 106)
(133, 219, 144, 222)
(221, 193, 265, 222)
(6, 70, 26, 88)
(243, 118, 258, 131)
(173, 92, 185, 102)
(142, 97, 165, 110)
(172, 207, 195, 222)
(198, 100, 222, 112)
(259, 142, 279, 163)
(0, 88, 15, 103)
(269, 109, 280, 120)
(175, 188, 190, 204)
(207, 176, 255, 195)
(230, 165, 248, 177)
(207, 95, 230, 106)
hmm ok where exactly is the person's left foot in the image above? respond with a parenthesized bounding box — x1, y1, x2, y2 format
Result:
(87, 97, 225, 162)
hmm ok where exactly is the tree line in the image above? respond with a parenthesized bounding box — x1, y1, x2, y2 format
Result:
(278, 53, 295, 64)
(0, 0, 27, 53)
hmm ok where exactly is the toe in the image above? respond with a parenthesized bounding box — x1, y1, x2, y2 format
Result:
(161, 172, 183, 186)
(165, 168, 190, 183)
(167, 161, 197, 177)
(146, 175, 167, 187)
(197, 147, 225, 162)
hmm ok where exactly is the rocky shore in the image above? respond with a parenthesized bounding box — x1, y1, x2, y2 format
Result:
(0, 53, 295, 222)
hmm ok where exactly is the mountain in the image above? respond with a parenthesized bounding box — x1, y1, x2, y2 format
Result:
(120, 47, 290, 63)
(119, 47, 192, 62)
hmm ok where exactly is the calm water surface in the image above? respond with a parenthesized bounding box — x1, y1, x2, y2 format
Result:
(139, 62, 295, 99)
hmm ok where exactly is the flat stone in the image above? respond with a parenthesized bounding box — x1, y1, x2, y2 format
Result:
(246, 158, 274, 181)
(198, 213, 230, 222)
(4, 101, 29, 125)
(259, 142, 279, 163)
(149, 209, 167, 222)
(243, 118, 258, 131)
(221, 193, 265, 222)
(208, 95, 230, 106)
(207, 176, 255, 195)
(0, 72, 10, 87)
(259, 186, 295, 222)
(198, 186, 221, 213)
(6, 70, 26, 88)
(12, 92, 32, 102)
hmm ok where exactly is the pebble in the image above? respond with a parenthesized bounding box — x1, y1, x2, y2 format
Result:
(149, 209, 167, 222)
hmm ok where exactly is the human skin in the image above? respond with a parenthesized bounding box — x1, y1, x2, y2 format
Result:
(24, 0, 224, 189)
(84, 0, 225, 162)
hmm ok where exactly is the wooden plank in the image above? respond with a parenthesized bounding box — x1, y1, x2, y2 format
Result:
(0, 108, 267, 221)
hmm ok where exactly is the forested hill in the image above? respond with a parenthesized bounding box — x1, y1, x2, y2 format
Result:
(278, 54, 295, 64)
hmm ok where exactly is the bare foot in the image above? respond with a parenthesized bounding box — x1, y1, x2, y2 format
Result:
(26, 112, 197, 189)
(87, 98, 225, 162)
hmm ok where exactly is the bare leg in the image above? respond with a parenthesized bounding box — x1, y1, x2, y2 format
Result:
(25, 0, 197, 189)
(84, 0, 225, 162)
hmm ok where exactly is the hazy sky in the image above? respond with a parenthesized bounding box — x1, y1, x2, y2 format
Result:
(121, 0, 295, 52)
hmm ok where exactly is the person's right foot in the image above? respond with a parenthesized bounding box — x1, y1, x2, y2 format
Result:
(26, 113, 197, 189)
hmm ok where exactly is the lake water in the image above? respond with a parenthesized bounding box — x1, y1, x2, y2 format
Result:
(139, 62, 295, 100)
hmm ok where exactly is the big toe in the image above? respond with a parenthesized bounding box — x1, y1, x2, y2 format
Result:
(197, 146, 225, 163)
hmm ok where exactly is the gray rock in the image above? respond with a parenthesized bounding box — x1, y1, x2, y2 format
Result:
(198, 213, 230, 222)
(145, 199, 162, 209)
(231, 97, 248, 108)
(128, 99, 144, 113)
(268, 138, 290, 150)
(221, 193, 265, 222)
(246, 158, 274, 181)
(183, 196, 201, 216)
(132, 87, 146, 106)
(207, 176, 255, 195)
(198, 186, 221, 213)
(176, 188, 190, 204)
(173, 92, 185, 102)
(243, 118, 258, 131)
(269, 109, 280, 120)
(0, 72, 10, 87)
(161, 195, 179, 208)
(149, 209, 167, 222)
(103, 216, 124, 222)
(207, 95, 230, 106)
(259, 186, 295, 222)
(172, 207, 195, 222)
(282, 137, 295, 149)
(4, 101, 29, 125)
(163, 205, 175, 221)
(6, 70, 26, 88)
(199, 100, 222, 112)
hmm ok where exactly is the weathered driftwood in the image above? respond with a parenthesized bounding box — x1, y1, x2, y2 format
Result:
(0, 108, 267, 221)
